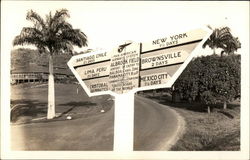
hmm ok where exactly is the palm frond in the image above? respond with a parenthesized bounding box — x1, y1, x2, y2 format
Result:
(13, 27, 47, 53)
(73, 29, 88, 47)
(26, 10, 46, 29)
(50, 9, 69, 28)
(13, 34, 44, 48)
(54, 9, 70, 20)
(57, 28, 88, 47)
(203, 26, 241, 55)
(45, 11, 52, 28)
(202, 40, 209, 49)
(22, 27, 43, 37)
(54, 41, 73, 54)
(53, 21, 73, 35)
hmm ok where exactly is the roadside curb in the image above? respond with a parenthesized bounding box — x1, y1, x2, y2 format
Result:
(163, 107, 186, 150)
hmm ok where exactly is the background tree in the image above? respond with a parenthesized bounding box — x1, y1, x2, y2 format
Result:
(13, 9, 88, 119)
(203, 26, 241, 56)
(214, 55, 241, 109)
(174, 55, 240, 113)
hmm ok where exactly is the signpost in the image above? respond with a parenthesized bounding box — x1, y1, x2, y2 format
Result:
(68, 27, 211, 152)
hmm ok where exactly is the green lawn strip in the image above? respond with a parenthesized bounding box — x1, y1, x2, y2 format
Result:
(11, 83, 113, 124)
(141, 92, 240, 151)
(170, 107, 240, 151)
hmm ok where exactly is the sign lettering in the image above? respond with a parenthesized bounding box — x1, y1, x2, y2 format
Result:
(109, 43, 140, 94)
(142, 29, 207, 53)
(141, 50, 188, 70)
(140, 72, 170, 87)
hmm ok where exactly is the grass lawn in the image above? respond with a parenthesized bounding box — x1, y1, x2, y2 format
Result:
(11, 83, 113, 123)
(141, 92, 240, 151)
(11, 83, 114, 151)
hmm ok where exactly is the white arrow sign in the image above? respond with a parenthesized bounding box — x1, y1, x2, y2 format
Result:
(68, 27, 212, 152)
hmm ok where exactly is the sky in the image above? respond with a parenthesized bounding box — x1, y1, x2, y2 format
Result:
(1, 1, 249, 55)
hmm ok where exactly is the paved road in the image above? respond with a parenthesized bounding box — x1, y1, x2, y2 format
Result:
(11, 96, 181, 151)
(134, 95, 180, 150)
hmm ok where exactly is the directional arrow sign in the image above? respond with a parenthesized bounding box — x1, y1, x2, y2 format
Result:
(71, 50, 111, 94)
(68, 27, 212, 152)
(68, 28, 211, 96)
(138, 28, 210, 91)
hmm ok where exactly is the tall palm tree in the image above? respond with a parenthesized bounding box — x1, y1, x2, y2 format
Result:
(13, 9, 88, 119)
(202, 26, 241, 110)
(203, 26, 241, 56)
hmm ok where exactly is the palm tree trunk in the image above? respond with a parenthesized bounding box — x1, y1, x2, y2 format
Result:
(160, 89, 163, 100)
(220, 51, 225, 57)
(223, 101, 227, 110)
(213, 48, 216, 54)
(47, 54, 55, 119)
(207, 106, 211, 114)
(153, 89, 156, 97)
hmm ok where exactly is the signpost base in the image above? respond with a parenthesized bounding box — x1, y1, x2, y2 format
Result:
(113, 93, 134, 152)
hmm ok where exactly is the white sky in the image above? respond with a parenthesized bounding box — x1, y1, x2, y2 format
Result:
(1, 1, 249, 55)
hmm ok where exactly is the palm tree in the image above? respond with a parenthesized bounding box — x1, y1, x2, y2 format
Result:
(203, 26, 241, 56)
(13, 9, 88, 119)
(202, 26, 241, 110)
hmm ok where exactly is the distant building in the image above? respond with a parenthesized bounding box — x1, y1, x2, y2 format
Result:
(11, 63, 74, 84)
